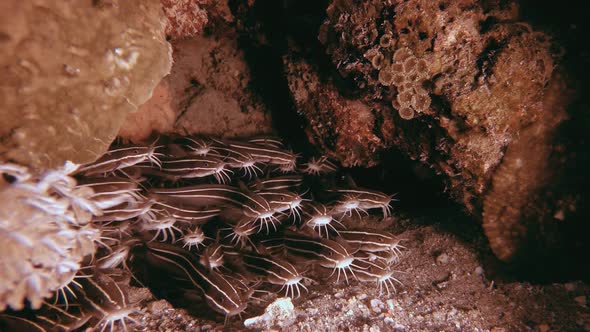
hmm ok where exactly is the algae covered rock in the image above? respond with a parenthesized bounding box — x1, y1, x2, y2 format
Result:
(280, 0, 584, 262)
(0, 0, 172, 170)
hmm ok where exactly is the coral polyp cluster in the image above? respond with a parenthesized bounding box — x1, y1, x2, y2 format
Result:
(1, 135, 405, 329)
(369, 44, 432, 120)
(389, 48, 431, 120)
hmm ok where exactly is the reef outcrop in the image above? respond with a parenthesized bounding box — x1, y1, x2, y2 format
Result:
(278, 0, 585, 262)
(0, 0, 171, 170)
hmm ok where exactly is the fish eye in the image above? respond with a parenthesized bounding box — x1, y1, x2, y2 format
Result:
(133, 149, 139, 154)
(204, 162, 209, 166)
(378, 238, 384, 242)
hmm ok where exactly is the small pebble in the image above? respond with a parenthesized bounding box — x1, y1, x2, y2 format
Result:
(475, 266, 484, 276)
(387, 299, 395, 310)
(436, 253, 450, 265)
(433, 310, 445, 320)
(335, 292, 344, 298)
(371, 299, 384, 308)
(243, 298, 295, 329)
(537, 324, 550, 332)
(371, 299, 383, 313)
(358, 293, 368, 300)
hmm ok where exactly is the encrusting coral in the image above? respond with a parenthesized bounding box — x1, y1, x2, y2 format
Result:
(161, 0, 208, 40)
(283, 0, 577, 263)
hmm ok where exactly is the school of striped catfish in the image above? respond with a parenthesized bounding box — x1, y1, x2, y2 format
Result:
(0, 135, 405, 331)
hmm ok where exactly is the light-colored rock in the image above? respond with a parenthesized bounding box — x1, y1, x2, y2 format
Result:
(0, 0, 171, 170)
(436, 253, 450, 265)
(118, 79, 176, 142)
(243, 297, 296, 330)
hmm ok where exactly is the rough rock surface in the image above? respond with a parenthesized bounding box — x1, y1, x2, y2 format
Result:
(0, 0, 171, 170)
(160, 0, 234, 41)
(280, 0, 582, 263)
(119, 6, 272, 142)
(161, 0, 208, 40)
(284, 55, 395, 167)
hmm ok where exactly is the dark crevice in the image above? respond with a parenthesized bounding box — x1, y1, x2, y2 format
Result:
(479, 16, 499, 34)
(230, 0, 329, 155)
(371, 108, 385, 143)
(474, 39, 504, 86)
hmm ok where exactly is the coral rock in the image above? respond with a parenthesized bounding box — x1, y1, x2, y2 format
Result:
(0, 0, 171, 170)
(285, 0, 578, 261)
(284, 55, 394, 167)
(161, 0, 208, 40)
(120, 34, 272, 141)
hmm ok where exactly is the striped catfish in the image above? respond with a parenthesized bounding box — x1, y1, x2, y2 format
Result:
(209, 149, 262, 179)
(338, 229, 405, 256)
(301, 156, 339, 175)
(212, 138, 298, 171)
(173, 136, 218, 156)
(148, 184, 249, 208)
(246, 136, 285, 149)
(302, 202, 344, 238)
(142, 242, 248, 320)
(159, 155, 233, 183)
(181, 226, 210, 251)
(73, 176, 144, 214)
(199, 242, 226, 271)
(241, 251, 308, 298)
(76, 142, 164, 176)
(92, 198, 154, 223)
(0, 301, 90, 332)
(79, 271, 141, 332)
(281, 231, 360, 284)
(326, 187, 395, 217)
(149, 184, 278, 229)
(222, 216, 258, 249)
(259, 190, 305, 221)
(148, 200, 221, 225)
(248, 174, 305, 192)
(353, 260, 403, 295)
